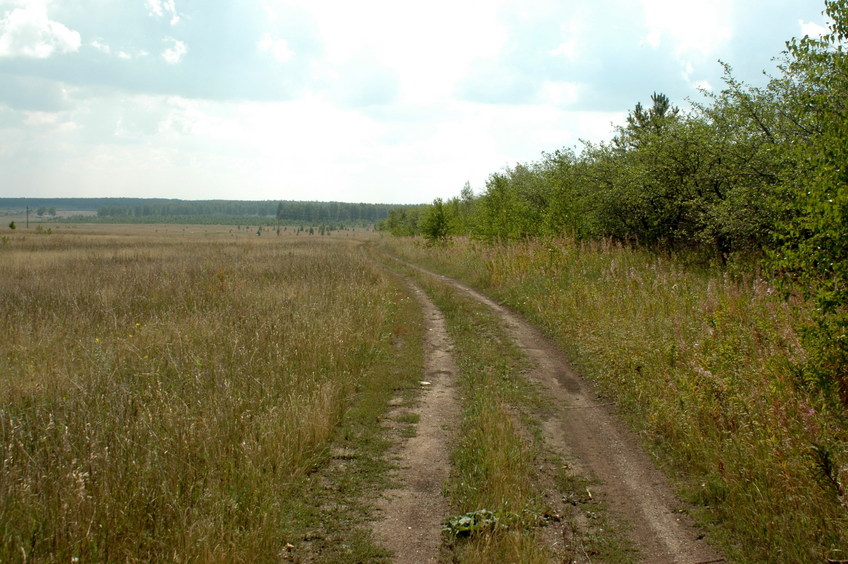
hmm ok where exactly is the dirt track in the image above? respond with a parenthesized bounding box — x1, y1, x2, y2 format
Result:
(371, 280, 460, 563)
(374, 258, 724, 563)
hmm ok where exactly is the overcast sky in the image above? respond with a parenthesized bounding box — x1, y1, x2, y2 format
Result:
(0, 0, 829, 204)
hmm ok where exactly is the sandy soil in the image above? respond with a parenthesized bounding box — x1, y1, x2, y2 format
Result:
(383, 258, 725, 564)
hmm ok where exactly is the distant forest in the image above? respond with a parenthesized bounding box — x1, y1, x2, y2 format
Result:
(0, 198, 405, 225)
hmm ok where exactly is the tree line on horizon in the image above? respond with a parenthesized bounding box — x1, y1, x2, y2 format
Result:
(0, 198, 403, 225)
(379, 0, 848, 402)
(92, 199, 399, 224)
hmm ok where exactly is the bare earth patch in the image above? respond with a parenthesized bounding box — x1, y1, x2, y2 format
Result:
(371, 281, 460, 563)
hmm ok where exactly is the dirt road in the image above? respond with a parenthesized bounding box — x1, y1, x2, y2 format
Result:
(374, 258, 723, 563)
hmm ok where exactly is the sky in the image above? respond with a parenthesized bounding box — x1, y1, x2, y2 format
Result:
(0, 0, 831, 204)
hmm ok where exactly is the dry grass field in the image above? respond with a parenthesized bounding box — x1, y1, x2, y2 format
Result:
(8, 223, 847, 563)
(0, 225, 417, 561)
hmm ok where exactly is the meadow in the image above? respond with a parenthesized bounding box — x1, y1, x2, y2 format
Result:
(378, 235, 848, 564)
(0, 225, 420, 562)
(5, 221, 846, 562)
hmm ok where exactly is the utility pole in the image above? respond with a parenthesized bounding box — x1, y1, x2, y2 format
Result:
(26, 206, 29, 229)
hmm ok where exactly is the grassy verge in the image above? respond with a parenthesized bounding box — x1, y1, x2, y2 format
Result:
(0, 227, 419, 562)
(378, 235, 848, 564)
(383, 255, 634, 563)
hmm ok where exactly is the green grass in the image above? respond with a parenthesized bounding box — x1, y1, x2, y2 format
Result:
(0, 227, 422, 562)
(396, 412, 420, 424)
(378, 235, 848, 563)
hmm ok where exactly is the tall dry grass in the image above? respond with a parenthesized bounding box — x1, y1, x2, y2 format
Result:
(0, 228, 406, 561)
(380, 235, 848, 563)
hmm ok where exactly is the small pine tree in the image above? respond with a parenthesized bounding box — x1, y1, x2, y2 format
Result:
(8, 221, 15, 230)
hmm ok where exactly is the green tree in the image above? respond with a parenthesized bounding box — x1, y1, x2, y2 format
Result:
(773, 0, 848, 400)
(617, 92, 679, 149)
(377, 207, 424, 236)
(451, 181, 477, 234)
(477, 172, 517, 240)
(576, 93, 694, 247)
(421, 198, 450, 243)
(539, 149, 586, 237)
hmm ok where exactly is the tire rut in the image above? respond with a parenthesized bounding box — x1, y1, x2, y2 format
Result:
(396, 260, 724, 564)
(371, 279, 460, 563)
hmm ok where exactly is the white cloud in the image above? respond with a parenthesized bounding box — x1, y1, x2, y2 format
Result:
(146, 0, 180, 26)
(639, 0, 732, 57)
(161, 37, 187, 64)
(21, 109, 77, 134)
(89, 38, 143, 61)
(637, 0, 734, 92)
(258, 33, 294, 62)
(549, 39, 577, 60)
(641, 28, 661, 49)
(23, 110, 58, 126)
(90, 39, 110, 54)
(537, 81, 581, 107)
(267, 0, 508, 104)
(0, 2, 81, 58)
(1, 86, 623, 202)
(799, 19, 828, 39)
(549, 20, 582, 61)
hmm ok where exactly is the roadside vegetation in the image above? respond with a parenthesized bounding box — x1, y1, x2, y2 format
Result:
(0, 227, 422, 562)
(376, 4, 848, 561)
(378, 235, 847, 563)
